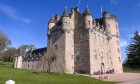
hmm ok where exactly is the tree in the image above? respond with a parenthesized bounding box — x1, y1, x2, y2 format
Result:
(17, 45, 36, 56)
(0, 32, 11, 52)
(125, 31, 140, 68)
(35, 48, 65, 73)
(2, 47, 17, 62)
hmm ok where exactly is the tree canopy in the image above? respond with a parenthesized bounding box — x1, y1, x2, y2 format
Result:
(125, 31, 140, 68)
(0, 32, 11, 52)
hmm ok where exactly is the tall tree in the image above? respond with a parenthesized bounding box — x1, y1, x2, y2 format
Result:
(126, 31, 140, 68)
(0, 32, 11, 52)
(2, 47, 17, 62)
(17, 45, 36, 56)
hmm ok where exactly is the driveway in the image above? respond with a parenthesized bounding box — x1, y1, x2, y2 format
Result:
(92, 73, 140, 84)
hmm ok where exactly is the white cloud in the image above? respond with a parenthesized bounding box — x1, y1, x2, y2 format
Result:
(120, 39, 128, 48)
(110, 0, 118, 5)
(0, 3, 30, 24)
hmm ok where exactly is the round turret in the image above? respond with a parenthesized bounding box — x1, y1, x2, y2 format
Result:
(84, 6, 93, 29)
(48, 15, 55, 35)
(62, 8, 70, 31)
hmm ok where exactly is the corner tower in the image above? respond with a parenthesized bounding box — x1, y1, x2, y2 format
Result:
(103, 11, 123, 73)
(85, 6, 93, 29)
(62, 8, 75, 74)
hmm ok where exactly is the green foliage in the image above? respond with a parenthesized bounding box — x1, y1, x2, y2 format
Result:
(0, 61, 115, 84)
(0, 32, 11, 52)
(1, 47, 17, 62)
(123, 67, 140, 73)
(125, 31, 140, 68)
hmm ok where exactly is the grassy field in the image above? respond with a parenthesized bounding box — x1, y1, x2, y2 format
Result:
(124, 68, 140, 73)
(0, 61, 115, 84)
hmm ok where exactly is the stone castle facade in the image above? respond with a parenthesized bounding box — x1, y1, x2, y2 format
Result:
(14, 7, 123, 75)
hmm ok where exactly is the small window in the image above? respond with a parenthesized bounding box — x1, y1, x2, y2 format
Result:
(71, 55, 74, 59)
(94, 50, 97, 59)
(55, 45, 57, 49)
(101, 52, 103, 59)
(93, 33, 96, 39)
(118, 57, 121, 62)
(117, 41, 119, 45)
(88, 20, 90, 25)
(118, 48, 120, 53)
(116, 32, 119, 36)
(65, 22, 67, 25)
(76, 55, 80, 61)
(116, 25, 118, 29)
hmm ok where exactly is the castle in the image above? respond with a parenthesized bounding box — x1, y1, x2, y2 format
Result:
(14, 7, 123, 75)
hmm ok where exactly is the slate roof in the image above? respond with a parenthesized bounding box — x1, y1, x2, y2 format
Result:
(23, 47, 47, 61)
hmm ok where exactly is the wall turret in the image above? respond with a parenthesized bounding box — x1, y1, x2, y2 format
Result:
(62, 8, 71, 31)
(84, 6, 93, 29)
(48, 15, 55, 35)
(103, 11, 123, 73)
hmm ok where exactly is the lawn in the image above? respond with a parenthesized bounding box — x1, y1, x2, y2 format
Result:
(124, 68, 140, 73)
(0, 61, 115, 84)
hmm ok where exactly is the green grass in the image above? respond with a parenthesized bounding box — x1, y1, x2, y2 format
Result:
(124, 68, 140, 73)
(0, 61, 115, 84)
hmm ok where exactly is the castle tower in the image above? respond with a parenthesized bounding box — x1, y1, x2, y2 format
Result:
(48, 15, 55, 35)
(85, 6, 93, 29)
(62, 8, 74, 74)
(103, 11, 123, 73)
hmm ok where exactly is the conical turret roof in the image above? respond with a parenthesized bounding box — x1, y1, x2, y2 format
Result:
(49, 15, 55, 23)
(85, 6, 91, 15)
(63, 7, 69, 17)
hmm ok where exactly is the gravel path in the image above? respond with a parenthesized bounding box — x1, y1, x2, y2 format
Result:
(92, 73, 140, 83)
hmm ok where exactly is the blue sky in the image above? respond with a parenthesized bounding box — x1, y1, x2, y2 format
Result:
(0, 0, 140, 61)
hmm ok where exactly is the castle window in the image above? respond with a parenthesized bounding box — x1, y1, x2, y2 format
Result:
(101, 52, 103, 59)
(55, 45, 57, 49)
(117, 41, 119, 45)
(116, 25, 118, 29)
(94, 50, 97, 59)
(65, 22, 67, 25)
(71, 55, 74, 59)
(118, 57, 121, 62)
(116, 32, 119, 36)
(75, 51, 80, 61)
(88, 20, 90, 25)
(118, 48, 120, 53)
(76, 55, 80, 61)
(93, 33, 96, 39)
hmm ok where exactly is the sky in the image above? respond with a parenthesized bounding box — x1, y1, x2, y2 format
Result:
(0, 0, 140, 62)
